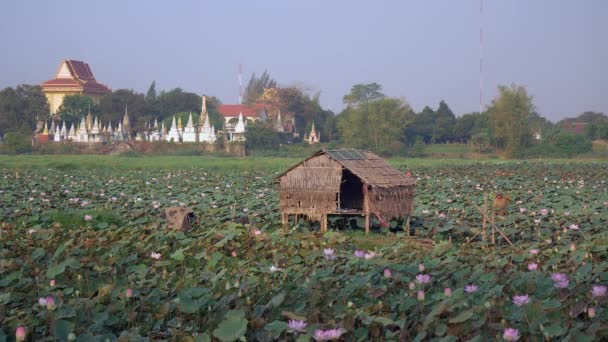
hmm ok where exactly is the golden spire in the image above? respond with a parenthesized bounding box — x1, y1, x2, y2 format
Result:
(42, 121, 49, 135)
(178, 116, 183, 129)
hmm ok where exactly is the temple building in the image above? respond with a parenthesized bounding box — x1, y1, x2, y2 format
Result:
(41, 59, 111, 115)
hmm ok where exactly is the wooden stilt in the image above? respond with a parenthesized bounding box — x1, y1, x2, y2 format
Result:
(321, 214, 327, 232)
(365, 214, 370, 235)
(281, 213, 288, 232)
(405, 216, 411, 236)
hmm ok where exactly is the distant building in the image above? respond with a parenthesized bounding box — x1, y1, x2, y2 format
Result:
(561, 122, 588, 135)
(41, 59, 111, 115)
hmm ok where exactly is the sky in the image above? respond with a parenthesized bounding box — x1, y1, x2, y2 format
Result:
(0, 0, 606, 122)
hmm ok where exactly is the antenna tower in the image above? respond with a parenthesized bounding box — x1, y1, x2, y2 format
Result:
(479, 0, 483, 114)
(238, 64, 243, 105)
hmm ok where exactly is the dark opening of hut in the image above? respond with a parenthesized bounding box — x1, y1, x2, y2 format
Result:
(277, 149, 416, 234)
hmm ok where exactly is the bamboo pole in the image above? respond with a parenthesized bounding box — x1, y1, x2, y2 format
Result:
(482, 196, 487, 242)
(469, 200, 515, 247)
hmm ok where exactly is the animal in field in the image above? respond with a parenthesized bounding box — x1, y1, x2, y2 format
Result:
(492, 192, 512, 216)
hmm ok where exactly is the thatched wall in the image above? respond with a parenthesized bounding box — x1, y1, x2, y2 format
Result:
(367, 185, 415, 219)
(279, 154, 342, 218)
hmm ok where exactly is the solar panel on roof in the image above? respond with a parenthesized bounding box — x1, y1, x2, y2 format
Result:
(326, 149, 367, 160)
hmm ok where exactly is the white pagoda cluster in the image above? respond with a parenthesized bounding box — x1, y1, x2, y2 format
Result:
(42, 96, 224, 144)
(46, 106, 132, 143)
(140, 96, 218, 143)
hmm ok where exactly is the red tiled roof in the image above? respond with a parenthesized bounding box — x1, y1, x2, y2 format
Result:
(41, 59, 111, 94)
(217, 104, 264, 118)
(561, 122, 588, 135)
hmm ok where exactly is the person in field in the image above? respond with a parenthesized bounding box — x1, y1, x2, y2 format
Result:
(492, 192, 512, 216)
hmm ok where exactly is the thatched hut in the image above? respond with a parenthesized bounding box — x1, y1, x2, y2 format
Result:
(277, 149, 416, 234)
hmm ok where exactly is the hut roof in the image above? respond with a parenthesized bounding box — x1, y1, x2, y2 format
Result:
(278, 149, 415, 188)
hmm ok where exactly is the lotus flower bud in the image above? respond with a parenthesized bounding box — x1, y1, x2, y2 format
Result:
(15, 326, 26, 342)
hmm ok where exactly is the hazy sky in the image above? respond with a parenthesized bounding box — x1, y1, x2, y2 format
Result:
(1, 1, 606, 121)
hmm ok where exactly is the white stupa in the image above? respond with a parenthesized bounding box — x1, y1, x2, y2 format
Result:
(182, 112, 197, 142)
(167, 116, 181, 142)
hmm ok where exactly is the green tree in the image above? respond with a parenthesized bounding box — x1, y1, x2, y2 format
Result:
(244, 71, 277, 104)
(342, 83, 384, 107)
(487, 84, 534, 157)
(0, 85, 49, 136)
(245, 121, 281, 150)
(338, 96, 413, 155)
(56, 94, 100, 125)
(1, 130, 32, 154)
(99, 89, 146, 131)
(433, 100, 456, 143)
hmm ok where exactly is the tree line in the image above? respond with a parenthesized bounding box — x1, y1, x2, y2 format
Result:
(1, 76, 606, 158)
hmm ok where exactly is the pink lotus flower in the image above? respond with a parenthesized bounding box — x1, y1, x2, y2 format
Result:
(409, 282, 416, 290)
(38, 297, 47, 306)
(287, 320, 307, 332)
(444, 287, 452, 297)
(569, 224, 579, 230)
(540, 208, 549, 216)
(591, 285, 607, 298)
(324, 248, 336, 260)
(46, 296, 56, 311)
(512, 294, 530, 306)
(417, 290, 425, 301)
(439, 213, 447, 219)
(81, 200, 89, 207)
(126, 288, 134, 298)
(253, 229, 262, 236)
(528, 263, 538, 271)
(503, 327, 520, 341)
(519, 208, 527, 214)
(570, 243, 576, 252)
(354, 250, 366, 258)
(529, 249, 539, 255)
(84, 214, 93, 221)
(551, 273, 569, 288)
(50, 279, 56, 287)
(150, 252, 162, 260)
(418, 263, 425, 272)
(416, 274, 431, 284)
(465, 284, 478, 293)
(364, 251, 376, 260)
(15, 326, 26, 342)
(534, 219, 541, 224)
(231, 250, 237, 257)
(383, 268, 392, 278)
(588, 307, 596, 318)
(313, 328, 345, 341)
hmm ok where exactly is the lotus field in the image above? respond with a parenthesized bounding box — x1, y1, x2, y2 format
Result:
(1, 160, 607, 341)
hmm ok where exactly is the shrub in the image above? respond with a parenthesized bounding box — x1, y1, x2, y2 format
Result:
(1, 131, 32, 154)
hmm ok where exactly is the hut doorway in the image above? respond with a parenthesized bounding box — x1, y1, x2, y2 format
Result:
(339, 169, 363, 210)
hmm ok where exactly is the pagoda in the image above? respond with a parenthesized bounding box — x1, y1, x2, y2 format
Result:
(167, 116, 181, 142)
(182, 112, 197, 142)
